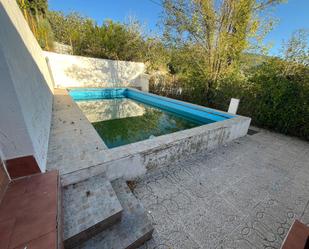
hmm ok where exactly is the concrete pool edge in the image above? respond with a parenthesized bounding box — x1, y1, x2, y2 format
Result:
(55, 88, 251, 185)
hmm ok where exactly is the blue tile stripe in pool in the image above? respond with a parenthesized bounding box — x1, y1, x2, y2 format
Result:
(68, 88, 233, 123)
(69, 88, 127, 100)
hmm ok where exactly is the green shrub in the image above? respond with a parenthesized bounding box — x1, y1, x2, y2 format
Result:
(151, 58, 309, 140)
(211, 59, 309, 139)
(249, 59, 309, 138)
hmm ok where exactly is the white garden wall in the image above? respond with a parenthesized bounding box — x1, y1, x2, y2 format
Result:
(0, 0, 54, 172)
(45, 52, 149, 91)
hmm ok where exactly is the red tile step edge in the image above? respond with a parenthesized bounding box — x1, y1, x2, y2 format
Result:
(281, 220, 309, 249)
(6, 155, 41, 179)
(0, 170, 63, 249)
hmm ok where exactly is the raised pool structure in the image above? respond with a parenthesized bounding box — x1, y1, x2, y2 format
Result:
(69, 88, 234, 148)
(46, 87, 251, 186)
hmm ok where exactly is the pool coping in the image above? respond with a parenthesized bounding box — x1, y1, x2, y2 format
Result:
(47, 88, 251, 186)
(69, 87, 234, 121)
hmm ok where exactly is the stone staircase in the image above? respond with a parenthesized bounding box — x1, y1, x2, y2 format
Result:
(62, 174, 153, 249)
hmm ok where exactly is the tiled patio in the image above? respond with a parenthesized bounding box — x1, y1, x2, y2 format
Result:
(0, 171, 60, 249)
(133, 128, 309, 249)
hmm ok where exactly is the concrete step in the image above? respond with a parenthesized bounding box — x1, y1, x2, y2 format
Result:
(63, 174, 123, 249)
(75, 179, 154, 249)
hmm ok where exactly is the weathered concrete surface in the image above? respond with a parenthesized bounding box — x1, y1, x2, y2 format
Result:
(134, 128, 309, 249)
(44, 52, 149, 91)
(46, 89, 108, 177)
(47, 90, 250, 187)
(0, 0, 53, 171)
(76, 179, 153, 249)
(63, 174, 122, 249)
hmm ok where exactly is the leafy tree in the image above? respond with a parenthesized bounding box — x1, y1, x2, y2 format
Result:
(144, 37, 170, 72)
(281, 29, 309, 75)
(17, 0, 53, 50)
(48, 11, 93, 52)
(162, 0, 284, 100)
(48, 12, 148, 61)
(211, 30, 309, 139)
(18, 0, 48, 18)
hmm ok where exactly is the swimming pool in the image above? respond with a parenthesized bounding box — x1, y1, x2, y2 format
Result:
(51, 87, 250, 184)
(69, 88, 233, 148)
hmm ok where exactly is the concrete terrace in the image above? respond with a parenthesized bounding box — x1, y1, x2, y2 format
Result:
(133, 128, 309, 249)
(45, 89, 308, 248)
(1, 2, 308, 248)
(47, 88, 250, 187)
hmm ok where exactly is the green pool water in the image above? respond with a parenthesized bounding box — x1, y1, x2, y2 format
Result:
(76, 98, 204, 148)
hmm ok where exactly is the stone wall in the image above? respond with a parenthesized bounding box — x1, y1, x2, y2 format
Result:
(0, 0, 53, 172)
(45, 52, 149, 91)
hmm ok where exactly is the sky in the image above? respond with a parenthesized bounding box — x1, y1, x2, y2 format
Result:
(49, 0, 309, 55)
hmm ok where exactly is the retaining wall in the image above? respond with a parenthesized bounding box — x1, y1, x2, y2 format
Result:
(0, 0, 53, 172)
(45, 52, 149, 91)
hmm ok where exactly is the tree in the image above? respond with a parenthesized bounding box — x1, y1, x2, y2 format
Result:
(210, 31, 309, 139)
(281, 29, 309, 75)
(162, 0, 284, 100)
(48, 11, 93, 52)
(144, 37, 170, 72)
(48, 12, 152, 62)
(17, 0, 53, 50)
(18, 0, 48, 18)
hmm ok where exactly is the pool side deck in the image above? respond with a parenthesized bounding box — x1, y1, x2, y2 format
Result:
(47, 89, 251, 186)
(47, 89, 108, 178)
(134, 128, 309, 249)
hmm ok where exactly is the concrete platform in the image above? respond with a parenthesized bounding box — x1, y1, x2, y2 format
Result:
(75, 179, 153, 249)
(47, 89, 250, 187)
(47, 89, 108, 177)
(135, 128, 309, 249)
(63, 174, 122, 249)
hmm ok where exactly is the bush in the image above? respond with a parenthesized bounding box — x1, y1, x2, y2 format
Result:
(48, 12, 152, 62)
(151, 58, 309, 140)
(149, 72, 210, 106)
(249, 59, 309, 138)
(212, 59, 309, 139)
